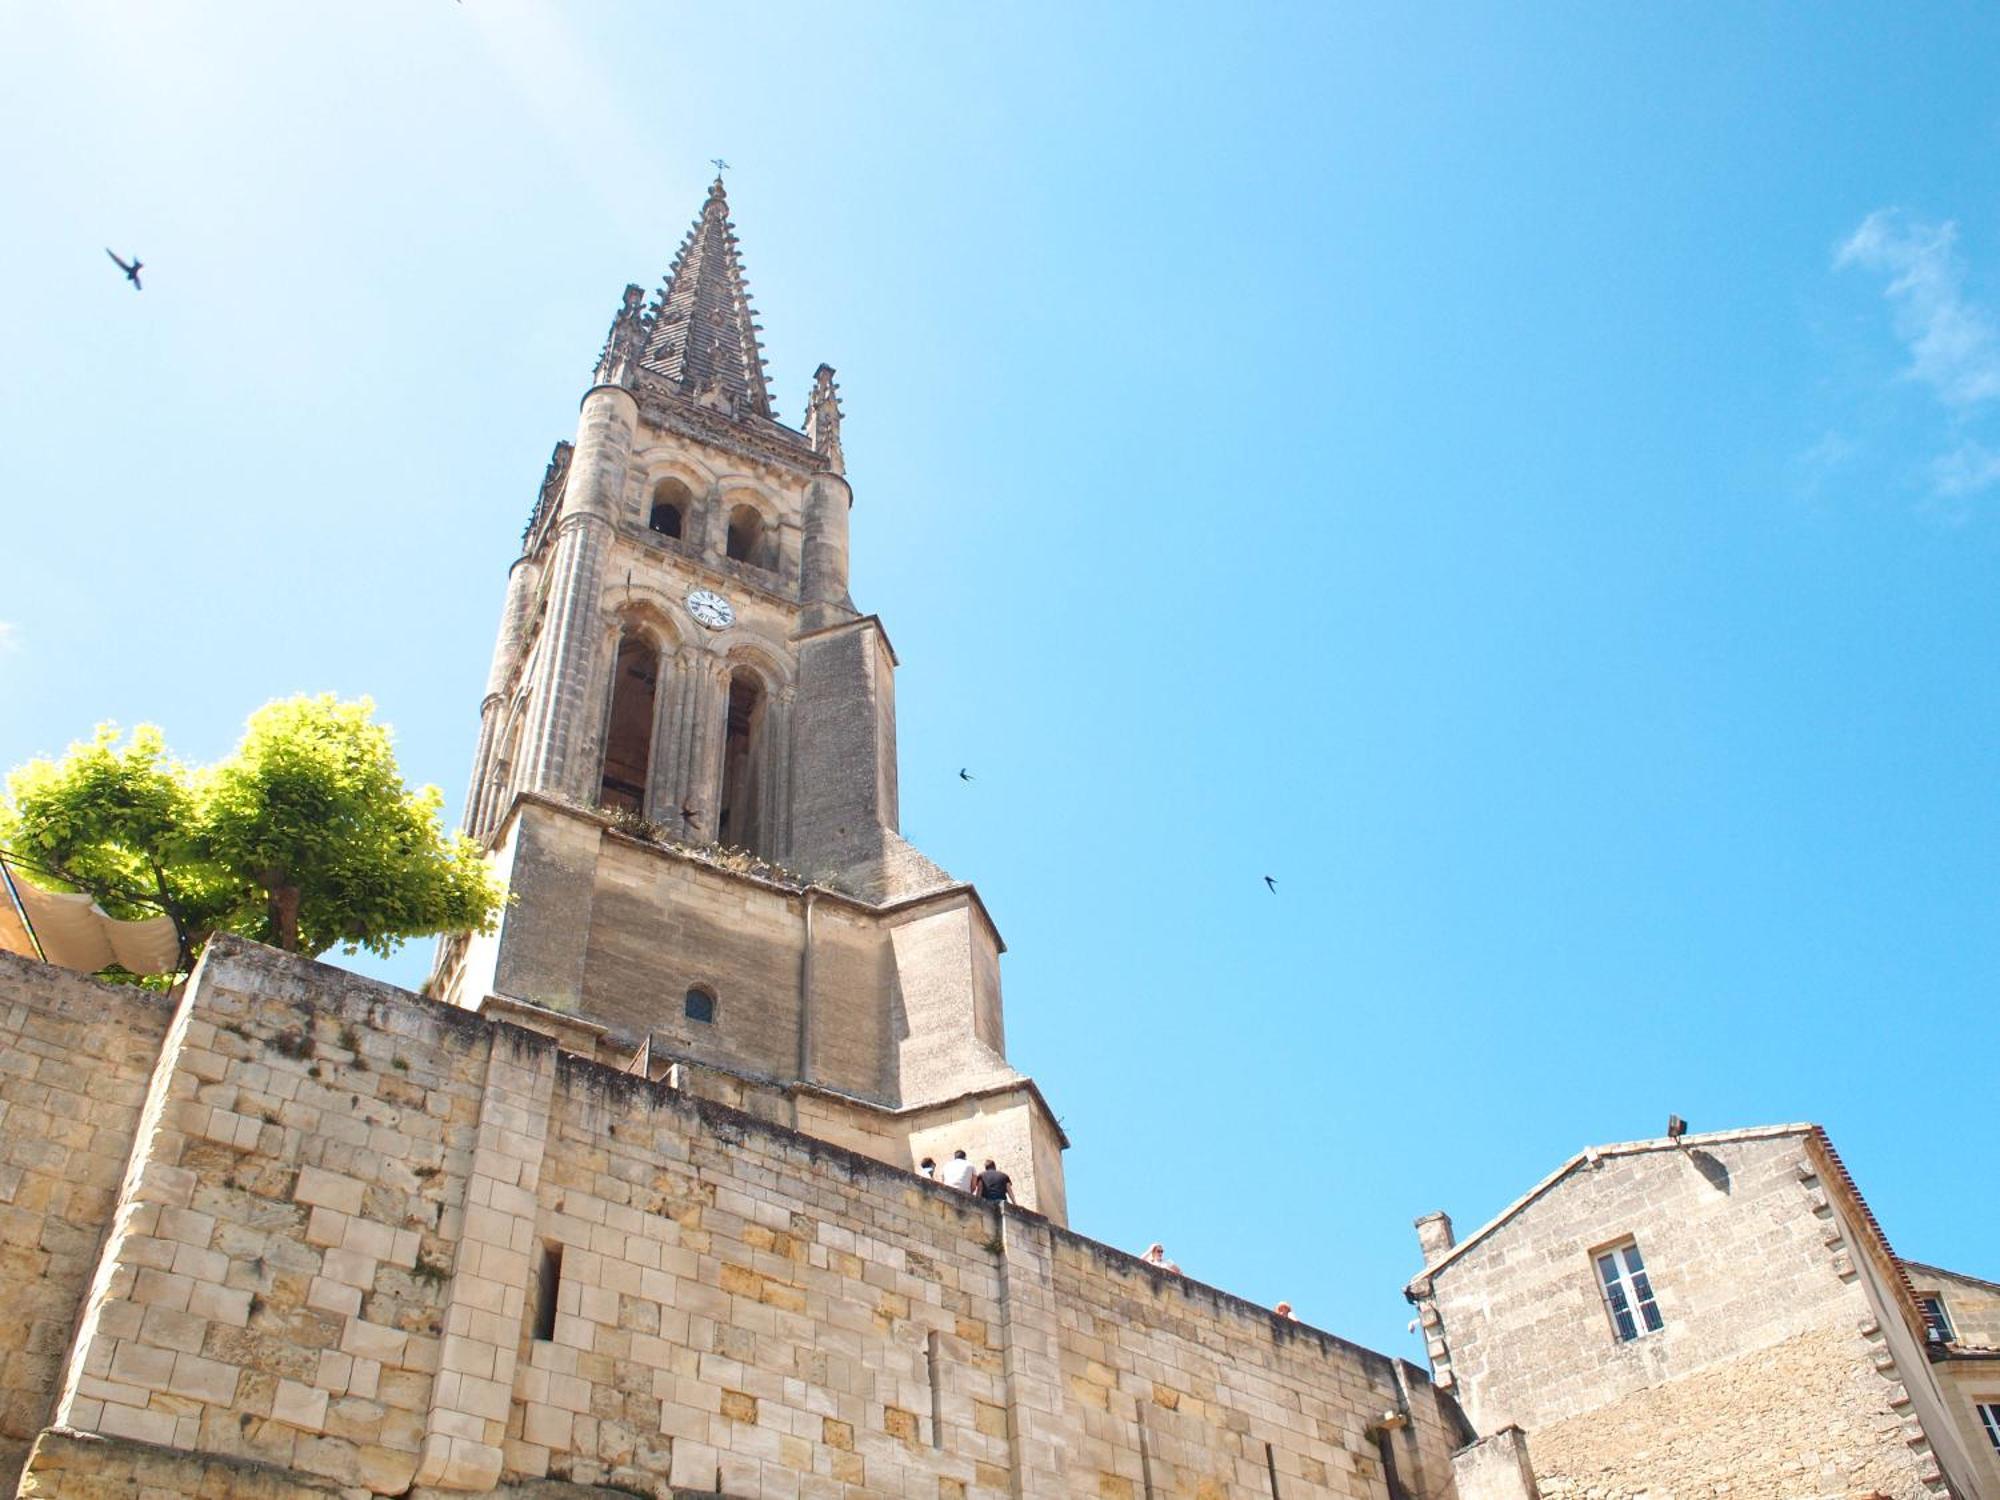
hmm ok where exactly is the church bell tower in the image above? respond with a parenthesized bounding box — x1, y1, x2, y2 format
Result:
(435, 181, 1066, 1220)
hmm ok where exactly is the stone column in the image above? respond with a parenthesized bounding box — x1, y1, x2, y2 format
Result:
(692, 480, 723, 563)
(766, 688, 794, 865)
(647, 647, 691, 828)
(464, 555, 542, 837)
(657, 649, 703, 836)
(799, 473, 854, 632)
(515, 382, 635, 803)
(515, 516, 612, 803)
(683, 660, 728, 844)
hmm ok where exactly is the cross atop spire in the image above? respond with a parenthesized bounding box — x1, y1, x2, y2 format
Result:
(639, 178, 773, 419)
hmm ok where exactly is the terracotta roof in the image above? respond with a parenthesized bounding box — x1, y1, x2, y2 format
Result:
(1803, 1126, 1921, 1312)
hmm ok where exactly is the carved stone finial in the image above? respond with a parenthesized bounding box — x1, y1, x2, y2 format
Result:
(594, 284, 648, 387)
(804, 364, 844, 474)
(522, 440, 573, 547)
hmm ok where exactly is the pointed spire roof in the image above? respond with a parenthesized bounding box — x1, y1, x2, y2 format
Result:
(640, 178, 773, 419)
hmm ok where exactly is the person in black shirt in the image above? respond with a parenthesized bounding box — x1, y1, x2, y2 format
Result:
(973, 1158, 1014, 1204)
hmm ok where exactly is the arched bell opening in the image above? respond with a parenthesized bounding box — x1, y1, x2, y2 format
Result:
(598, 630, 659, 815)
(649, 478, 691, 539)
(716, 669, 767, 853)
(724, 504, 776, 570)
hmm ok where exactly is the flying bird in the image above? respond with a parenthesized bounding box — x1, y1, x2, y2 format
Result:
(105, 249, 142, 289)
(1263, 875, 1277, 893)
(958, 768, 974, 781)
(679, 800, 700, 828)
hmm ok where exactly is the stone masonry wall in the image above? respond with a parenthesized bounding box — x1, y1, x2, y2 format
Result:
(0, 953, 174, 1492)
(19, 939, 1469, 1500)
(1412, 1132, 1950, 1499)
(1047, 1238, 1467, 1500)
(1906, 1262, 2000, 1348)
(1526, 1324, 1928, 1499)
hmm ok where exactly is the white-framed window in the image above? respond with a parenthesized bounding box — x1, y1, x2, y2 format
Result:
(1594, 1241, 1664, 1342)
(1976, 1400, 2000, 1454)
(1917, 1294, 1955, 1345)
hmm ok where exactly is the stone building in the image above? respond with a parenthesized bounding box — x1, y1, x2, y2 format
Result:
(429, 178, 1065, 1225)
(3, 177, 1988, 1500)
(1406, 1124, 1999, 1498)
(0, 182, 1489, 1500)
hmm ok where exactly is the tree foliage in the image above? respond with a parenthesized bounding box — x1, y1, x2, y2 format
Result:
(1, 695, 501, 971)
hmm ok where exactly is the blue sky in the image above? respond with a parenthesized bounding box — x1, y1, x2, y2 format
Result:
(4, 2, 1998, 1357)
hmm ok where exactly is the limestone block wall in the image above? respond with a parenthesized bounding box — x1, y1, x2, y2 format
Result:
(445, 799, 1068, 1220)
(579, 833, 815, 1087)
(1409, 1131, 1968, 1499)
(1933, 1361, 2000, 1498)
(1521, 1324, 1932, 1500)
(1907, 1261, 2000, 1348)
(1047, 1239, 1467, 1500)
(42, 942, 497, 1496)
(0, 955, 173, 1490)
(21, 939, 1468, 1500)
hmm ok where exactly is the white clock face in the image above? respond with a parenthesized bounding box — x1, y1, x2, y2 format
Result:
(686, 588, 735, 631)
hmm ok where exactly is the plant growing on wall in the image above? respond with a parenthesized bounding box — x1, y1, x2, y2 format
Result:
(2, 694, 502, 972)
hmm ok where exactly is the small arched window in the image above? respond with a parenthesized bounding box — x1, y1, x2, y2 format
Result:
(725, 504, 772, 569)
(649, 479, 691, 540)
(684, 986, 716, 1024)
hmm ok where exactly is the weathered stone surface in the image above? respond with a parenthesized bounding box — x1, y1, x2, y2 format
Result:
(1409, 1130, 1987, 1499)
(6, 939, 1467, 1499)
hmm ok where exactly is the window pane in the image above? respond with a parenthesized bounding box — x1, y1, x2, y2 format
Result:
(1597, 1242, 1663, 1342)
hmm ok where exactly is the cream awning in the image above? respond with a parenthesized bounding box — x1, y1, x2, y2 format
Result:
(0, 862, 181, 976)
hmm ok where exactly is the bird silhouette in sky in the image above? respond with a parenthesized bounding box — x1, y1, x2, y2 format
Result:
(1263, 875, 1277, 893)
(105, 249, 143, 289)
(958, 768, 974, 781)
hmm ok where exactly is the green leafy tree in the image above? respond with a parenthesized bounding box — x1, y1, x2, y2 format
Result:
(1, 695, 501, 971)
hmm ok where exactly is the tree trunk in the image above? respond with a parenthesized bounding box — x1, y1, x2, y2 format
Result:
(267, 882, 302, 952)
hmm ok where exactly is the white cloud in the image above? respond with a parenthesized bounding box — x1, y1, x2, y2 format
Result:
(0, 622, 17, 655)
(1793, 430, 1855, 495)
(1837, 211, 2000, 408)
(1930, 440, 2000, 498)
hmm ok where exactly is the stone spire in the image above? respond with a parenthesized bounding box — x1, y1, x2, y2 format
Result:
(639, 178, 774, 418)
(804, 364, 844, 474)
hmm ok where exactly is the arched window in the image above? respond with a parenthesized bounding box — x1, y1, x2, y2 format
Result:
(716, 668, 766, 852)
(649, 479, 691, 540)
(598, 629, 657, 814)
(684, 986, 715, 1024)
(725, 504, 773, 569)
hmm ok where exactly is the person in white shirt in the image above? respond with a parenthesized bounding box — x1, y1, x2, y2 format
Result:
(940, 1150, 978, 1193)
(1141, 1243, 1181, 1274)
